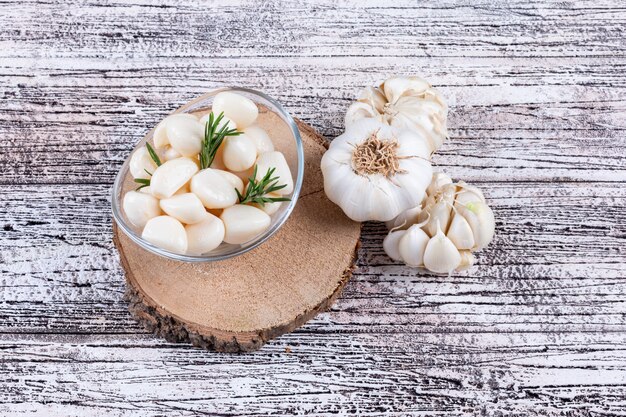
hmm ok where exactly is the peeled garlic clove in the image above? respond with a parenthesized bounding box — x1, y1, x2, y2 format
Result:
(159, 193, 207, 225)
(457, 251, 475, 271)
(163, 146, 182, 161)
(185, 213, 225, 255)
(174, 181, 191, 195)
(212, 92, 258, 129)
(423, 224, 461, 274)
(129, 147, 158, 180)
(397, 224, 430, 267)
(255, 151, 293, 195)
(142, 215, 187, 254)
(216, 169, 244, 194)
(190, 168, 239, 209)
(386, 206, 421, 230)
(139, 186, 152, 195)
(457, 201, 496, 250)
(223, 134, 257, 172)
(243, 125, 274, 154)
(123, 191, 161, 228)
(166, 115, 204, 157)
(150, 157, 199, 199)
(221, 204, 271, 244)
(383, 229, 406, 261)
(198, 113, 237, 131)
(153, 114, 197, 149)
(446, 213, 475, 250)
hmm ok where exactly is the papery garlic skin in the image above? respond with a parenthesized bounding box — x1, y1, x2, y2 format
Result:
(322, 119, 432, 222)
(190, 168, 240, 209)
(382, 172, 495, 274)
(142, 215, 188, 254)
(150, 157, 199, 199)
(185, 213, 225, 255)
(123, 191, 161, 228)
(159, 193, 207, 225)
(130, 147, 158, 180)
(221, 205, 271, 244)
(345, 76, 448, 153)
(212, 92, 258, 129)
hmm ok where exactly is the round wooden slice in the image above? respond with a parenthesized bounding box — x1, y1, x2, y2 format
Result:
(113, 120, 361, 352)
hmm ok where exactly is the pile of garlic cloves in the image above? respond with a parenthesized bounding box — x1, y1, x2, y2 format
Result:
(322, 75, 496, 275)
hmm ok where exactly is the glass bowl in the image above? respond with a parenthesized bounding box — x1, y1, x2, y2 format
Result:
(111, 87, 304, 262)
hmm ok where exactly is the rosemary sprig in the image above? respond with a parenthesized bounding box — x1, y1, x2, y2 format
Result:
(132, 143, 161, 190)
(199, 111, 241, 170)
(236, 165, 291, 206)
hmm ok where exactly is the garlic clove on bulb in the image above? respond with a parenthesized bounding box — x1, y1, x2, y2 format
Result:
(456, 201, 496, 250)
(159, 193, 207, 225)
(382, 76, 431, 105)
(255, 151, 293, 195)
(383, 229, 406, 261)
(385, 205, 421, 230)
(190, 168, 240, 209)
(422, 199, 453, 237)
(446, 213, 475, 250)
(212, 92, 258, 129)
(129, 147, 158, 180)
(243, 125, 274, 154)
(423, 223, 461, 274)
(123, 191, 161, 228)
(427, 172, 453, 197)
(150, 157, 199, 199)
(358, 86, 387, 113)
(185, 213, 225, 255)
(223, 134, 257, 172)
(457, 251, 475, 271)
(397, 224, 430, 267)
(344, 101, 380, 127)
(142, 215, 188, 254)
(455, 181, 486, 207)
(221, 204, 271, 244)
(166, 115, 204, 157)
(198, 113, 237, 131)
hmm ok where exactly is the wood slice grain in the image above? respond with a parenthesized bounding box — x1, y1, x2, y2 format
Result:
(113, 120, 361, 352)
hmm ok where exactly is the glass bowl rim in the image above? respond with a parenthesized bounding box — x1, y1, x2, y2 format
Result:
(111, 87, 305, 262)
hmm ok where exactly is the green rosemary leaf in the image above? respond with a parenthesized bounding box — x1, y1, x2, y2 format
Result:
(145, 142, 161, 166)
(237, 165, 292, 207)
(134, 177, 151, 191)
(199, 111, 242, 170)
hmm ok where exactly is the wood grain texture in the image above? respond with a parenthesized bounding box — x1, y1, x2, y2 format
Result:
(1, 0, 625, 415)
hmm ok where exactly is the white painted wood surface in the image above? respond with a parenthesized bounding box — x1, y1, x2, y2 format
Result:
(1, 0, 625, 415)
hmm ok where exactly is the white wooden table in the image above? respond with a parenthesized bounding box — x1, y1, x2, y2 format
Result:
(2, 1, 625, 415)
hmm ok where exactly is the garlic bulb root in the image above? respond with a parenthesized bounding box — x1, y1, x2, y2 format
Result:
(383, 172, 495, 274)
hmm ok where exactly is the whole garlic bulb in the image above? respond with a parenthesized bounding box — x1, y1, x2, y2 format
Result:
(345, 76, 448, 153)
(383, 172, 495, 274)
(321, 119, 432, 222)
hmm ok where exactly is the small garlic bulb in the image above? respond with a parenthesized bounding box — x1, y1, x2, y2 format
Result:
(322, 119, 432, 222)
(345, 76, 448, 153)
(382, 172, 495, 274)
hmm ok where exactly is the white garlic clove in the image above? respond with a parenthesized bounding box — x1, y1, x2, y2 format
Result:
(357, 86, 387, 113)
(216, 169, 244, 194)
(345, 101, 381, 127)
(457, 201, 496, 250)
(129, 147, 158, 180)
(150, 157, 199, 199)
(223, 134, 257, 172)
(166, 115, 204, 157)
(212, 92, 258, 129)
(198, 113, 237, 131)
(153, 114, 197, 149)
(220, 204, 271, 244)
(174, 181, 191, 195)
(385, 205, 421, 230)
(209, 145, 227, 170)
(190, 168, 240, 209)
(446, 213, 475, 250)
(423, 224, 461, 274)
(159, 193, 207, 225)
(457, 251, 475, 271)
(455, 181, 486, 207)
(243, 125, 274, 154)
(397, 224, 430, 267)
(123, 191, 161, 228)
(383, 229, 406, 261)
(255, 151, 293, 195)
(142, 215, 188, 254)
(185, 213, 225, 255)
(139, 186, 152, 195)
(382, 76, 431, 104)
(423, 200, 453, 237)
(163, 146, 182, 161)
(427, 172, 453, 197)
